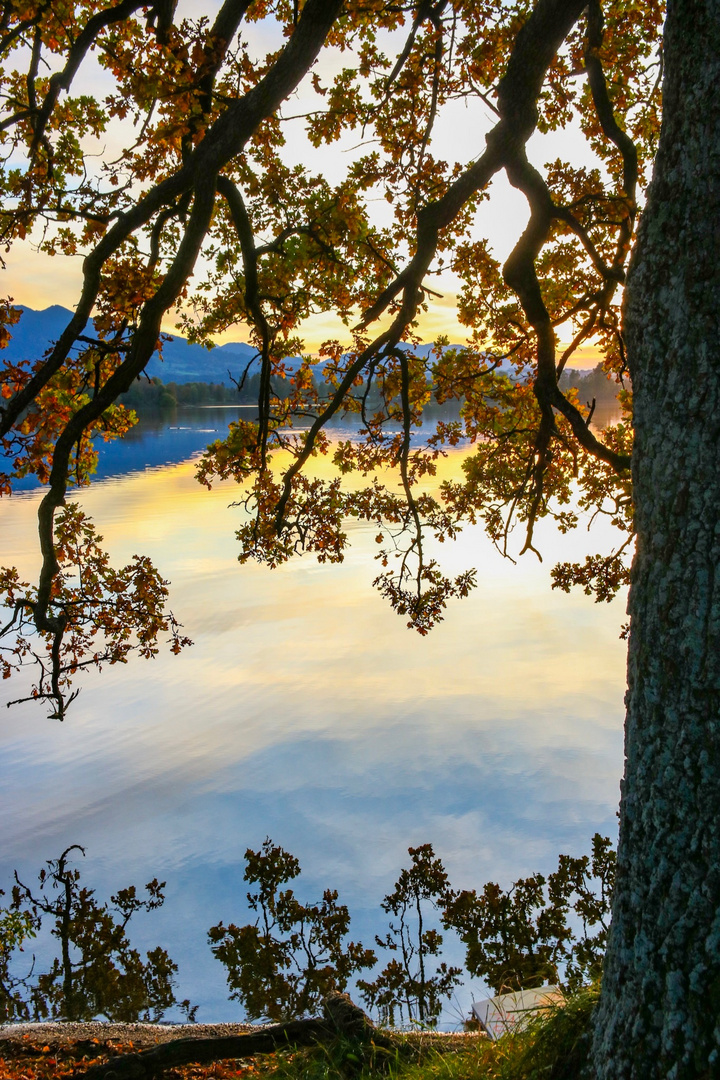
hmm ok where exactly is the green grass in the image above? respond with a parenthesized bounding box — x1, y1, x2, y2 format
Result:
(254, 985, 599, 1080)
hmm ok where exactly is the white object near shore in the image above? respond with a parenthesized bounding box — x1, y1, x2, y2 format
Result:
(470, 985, 563, 1040)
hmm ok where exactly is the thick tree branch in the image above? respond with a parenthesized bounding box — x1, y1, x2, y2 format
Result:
(357, 0, 589, 331)
(502, 150, 631, 475)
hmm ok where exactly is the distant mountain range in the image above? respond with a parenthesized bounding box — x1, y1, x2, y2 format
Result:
(1, 304, 485, 387)
(3, 305, 265, 387)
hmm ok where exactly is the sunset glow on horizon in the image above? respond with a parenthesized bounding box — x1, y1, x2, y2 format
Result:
(5, 258, 603, 371)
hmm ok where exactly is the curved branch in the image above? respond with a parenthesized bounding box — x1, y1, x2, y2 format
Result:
(583, 0, 638, 298)
(357, 0, 589, 331)
(502, 150, 631, 476)
(26, 0, 346, 680)
(584, 0, 638, 204)
(552, 203, 622, 283)
(29, 0, 148, 157)
(32, 177, 217, 699)
(412, 2, 447, 209)
(0, 7, 48, 55)
(366, 0, 436, 124)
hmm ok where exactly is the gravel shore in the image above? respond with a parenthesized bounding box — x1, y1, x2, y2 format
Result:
(0, 1020, 482, 1051)
(0, 1021, 255, 1049)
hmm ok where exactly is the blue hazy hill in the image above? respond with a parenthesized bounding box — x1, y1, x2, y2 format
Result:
(2, 305, 488, 386)
(3, 304, 259, 386)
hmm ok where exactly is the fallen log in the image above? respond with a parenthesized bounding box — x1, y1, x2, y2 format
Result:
(74, 993, 394, 1080)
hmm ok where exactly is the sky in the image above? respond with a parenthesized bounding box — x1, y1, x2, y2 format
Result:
(3, 5, 604, 366)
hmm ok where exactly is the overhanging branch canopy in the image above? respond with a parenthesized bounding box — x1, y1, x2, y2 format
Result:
(0, 0, 662, 715)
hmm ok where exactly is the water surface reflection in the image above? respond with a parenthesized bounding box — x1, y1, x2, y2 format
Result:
(0, 412, 627, 1022)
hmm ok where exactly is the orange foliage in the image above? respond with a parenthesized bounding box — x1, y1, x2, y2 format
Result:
(0, 0, 660, 714)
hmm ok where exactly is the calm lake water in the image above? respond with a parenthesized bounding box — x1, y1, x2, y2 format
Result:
(0, 407, 627, 1024)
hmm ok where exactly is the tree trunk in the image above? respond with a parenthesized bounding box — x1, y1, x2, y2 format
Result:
(590, 1, 720, 1076)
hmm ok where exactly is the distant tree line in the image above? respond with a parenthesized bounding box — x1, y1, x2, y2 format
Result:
(119, 369, 616, 427)
(119, 372, 322, 411)
(558, 364, 625, 413)
(1, 836, 614, 1027)
(119, 377, 249, 410)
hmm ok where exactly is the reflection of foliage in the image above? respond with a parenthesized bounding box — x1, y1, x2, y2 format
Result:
(444, 873, 571, 995)
(443, 833, 616, 994)
(558, 834, 616, 991)
(0, 0, 662, 713)
(1, 846, 196, 1023)
(358, 845, 461, 1027)
(120, 378, 244, 410)
(0, 906, 38, 1020)
(209, 839, 376, 1022)
(0, 502, 191, 719)
(2, 836, 617, 1028)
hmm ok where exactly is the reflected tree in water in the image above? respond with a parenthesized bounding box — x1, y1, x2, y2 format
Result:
(358, 843, 461, 1028)
(0, 846, 195, 1023)
(209, 838, 376, 1022)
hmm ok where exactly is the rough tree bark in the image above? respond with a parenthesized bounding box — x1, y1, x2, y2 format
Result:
(590, 1, 720, 1077)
